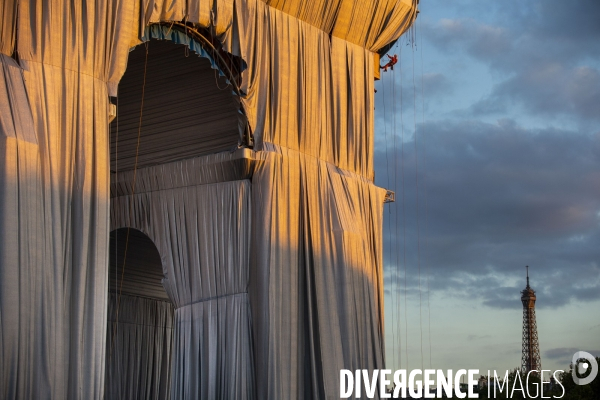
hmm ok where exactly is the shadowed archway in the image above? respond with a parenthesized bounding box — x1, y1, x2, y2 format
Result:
(110, 31, 247, 173)
(107, 27, 255, 400)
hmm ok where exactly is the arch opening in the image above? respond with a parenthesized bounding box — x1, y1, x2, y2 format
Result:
(107, 28, 254, 399)
(108, 227, 169, 300)
(110, 29, 249, 173)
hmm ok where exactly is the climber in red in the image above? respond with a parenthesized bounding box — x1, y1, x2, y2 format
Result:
(380, 54, 398, 72)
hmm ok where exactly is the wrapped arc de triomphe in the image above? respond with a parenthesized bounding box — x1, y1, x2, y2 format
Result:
(0, 0, 417, 398)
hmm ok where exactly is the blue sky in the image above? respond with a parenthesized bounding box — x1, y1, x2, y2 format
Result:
(374, 0, 600, 375)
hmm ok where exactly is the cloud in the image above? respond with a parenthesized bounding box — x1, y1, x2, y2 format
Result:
(426, 18, 511, 65)
(506, 1, 600, 59)
(545, 348, 600, 367)
(422, 73, 453, 97)
(375, 119, 600, 309)
(379, 0, 599, 373)
(423, 0, 600, 121)
(474, 64, 600, 121)
(467, 334, 491, 341)
(545, 348, 580, 360)
(425, 1, 600, 68)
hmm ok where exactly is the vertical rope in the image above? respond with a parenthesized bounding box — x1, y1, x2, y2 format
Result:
(114, 94, 120, 384)
(398, 42, 409, 371)
(418, 15, 433, 370)
(381, 64, 396, 370)
(411, 24, 424, 372)
(108, 94, 118, 367)
(184, 18, 190, 57)
(209, 9, 230, 91)
(112, 43, 150, 377)
(390, 51, 401, 372)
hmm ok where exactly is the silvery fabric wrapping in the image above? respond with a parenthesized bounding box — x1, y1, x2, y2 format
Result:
(171, 294, 254, 399)
(105, 293, 174, 400)
(0, 54, 44, 399)
(111, 177, 254, 399)
(0, 0, 416, 398)
(0, 40, 110, 400)
(235, 3, 380, 178)
(250, 144, 387, 399)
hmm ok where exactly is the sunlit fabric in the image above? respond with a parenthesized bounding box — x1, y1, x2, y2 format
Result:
(0, 53, 45, 400)
(1, 45, 110, 399)
(250, 144, 386, 398)
(260, 0, 416, 51)
(0, 0, 416, 398)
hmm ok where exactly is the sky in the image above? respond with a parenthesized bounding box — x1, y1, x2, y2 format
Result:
(374, 0, 600, 376)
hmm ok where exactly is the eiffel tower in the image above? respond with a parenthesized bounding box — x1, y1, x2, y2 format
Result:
(521, 266, 542, 374)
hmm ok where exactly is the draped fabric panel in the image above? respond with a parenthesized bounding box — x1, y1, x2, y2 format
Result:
(1, 49, 110, 399)
(260, 0, 417, 51)
(234, 0, 377, 179)
(20, 59, 110, 399)
(250, 144, 386, 399)
(105, 293, 174, 400)
(103, 0, 416, 96)
(111, 176, 254, 399)
(110, 179, 251, 309)
(0, 54, 44, 400)
(133, 0, 416, 54)
(111, 148, 257, 197)
(171, 294, 254, 399)
(0, 1, 16, 55)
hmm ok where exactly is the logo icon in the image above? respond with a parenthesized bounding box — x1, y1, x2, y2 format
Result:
(571, 351, 598, 385)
